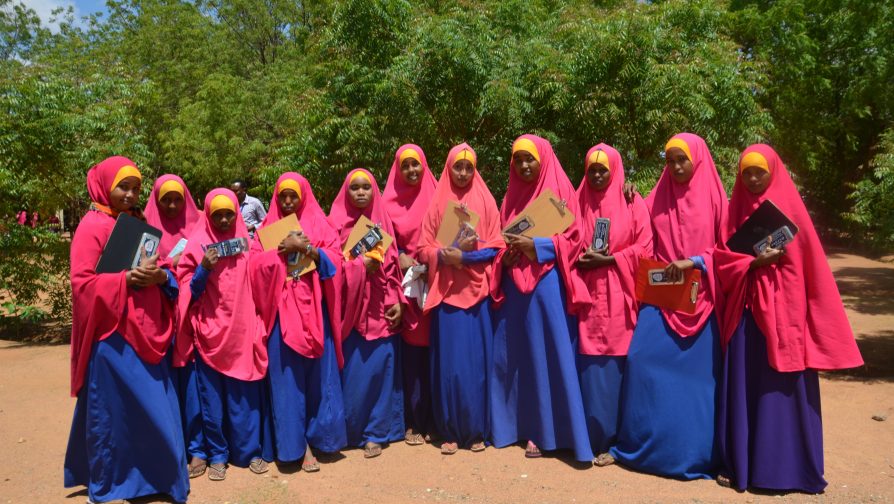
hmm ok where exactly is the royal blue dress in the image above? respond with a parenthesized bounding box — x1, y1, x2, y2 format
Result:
(577, 354, 625, 455)
(341, 332, 405, 447)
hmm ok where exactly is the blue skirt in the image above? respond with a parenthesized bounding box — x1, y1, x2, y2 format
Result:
(490, 268, 594, 462)
(64, 332, 189, 503)
(171, 357, 205, 461)
(268, 312, 347, 462)
(610, 305, 721, 479)
(402, 341, 435, 436)
(195, 355, 268, 467)
(719, 311, 826, 493)
(577, 354, 625, 455)
(431, 299, 493, 447)
(341, 331, 405, 446)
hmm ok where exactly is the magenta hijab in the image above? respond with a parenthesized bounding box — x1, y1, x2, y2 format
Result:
(645, 132, 729, 337)
(250, 172, 341, 360)
(69, 156, 173, 396)
(143, 174, 200, 259)
(382, 144, 438, 257)
(570, 144, 653, 355)
(175, 188, 268, 380)
(715, 144, 863, 372)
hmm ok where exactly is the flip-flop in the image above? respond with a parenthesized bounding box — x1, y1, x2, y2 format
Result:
(470, 441, 486, 452)
(441, 442, 458, 455)
(364, 442, 382, 458)
(208, 462, 227, 481)
(716, 474, 732, 488)
(249, 458, 269, 474)
(188, 458, 207, 478)
(405, 431, 425, 446)
(593, 452, 615, 467)
(302, 456, 320, 473)
(525, 441, 541, 458)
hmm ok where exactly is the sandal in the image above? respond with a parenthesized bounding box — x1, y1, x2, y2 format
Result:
(525, 440, 541, 458)
(188, 457, 207, 479)
(302, 447, 320, 472)
(593, 452, 615, 467)
(470, 441, 486, 452)
(363, 441, 382, 459)
(716, 474, 732, 488)
(249, 457, 269, 474)
(441, 441, 458, 455)
(405, 429, 424, 446)
(208, 462, 227, 481)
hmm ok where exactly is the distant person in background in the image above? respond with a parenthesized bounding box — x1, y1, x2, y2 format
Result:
(231, 179, 267, 236)
(16, 210, 27, 226)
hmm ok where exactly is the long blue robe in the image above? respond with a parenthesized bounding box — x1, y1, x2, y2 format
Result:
(341, 332, 405, 447)
(577, 355, 625, 455)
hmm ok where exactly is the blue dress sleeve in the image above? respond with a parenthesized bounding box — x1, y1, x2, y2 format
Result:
(461, 248, 498, 264)
(159, 268, 179, 301)
(190, 264, 211, 302)
(534, 237, 557, 263)
(317, 249, 336, 281)
(689, 255, 707, 273)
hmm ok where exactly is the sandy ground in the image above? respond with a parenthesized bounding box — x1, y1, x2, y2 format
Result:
(1, 251, 892, 504)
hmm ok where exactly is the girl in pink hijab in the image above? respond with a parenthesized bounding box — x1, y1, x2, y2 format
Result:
(64, 157, 188, 503)
(175, 189, 271, 481)
(607, 133, 726, 479)
(489, 134, 594, 462)
(715, 144, 863, 493)
(382, 144, 438, 445)
(417, 143, 505, 454)
(328, 168, 408, 458)
(567, 144, 653, 460)
(250, 172, 347, 472)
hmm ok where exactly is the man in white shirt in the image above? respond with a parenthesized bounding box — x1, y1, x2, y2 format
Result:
(231, 179, 267, 236)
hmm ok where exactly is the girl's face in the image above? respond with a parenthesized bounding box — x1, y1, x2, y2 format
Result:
(666, 147, 694, 184)
(109, 176, 141, 212)
(277, 189, 300, 216)
(450, 159, 474, 189)
(741, 166, 772, 195)
(211, 209, 236, 232)
(160, 192, 185, 219)
(513, 150, 541, 183)
(400, 157, 423, 186)
(348, 178, 373, 209)
(586, 163, 611, 190)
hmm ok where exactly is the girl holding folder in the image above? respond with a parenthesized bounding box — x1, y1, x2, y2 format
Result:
(250, 172, 347, 472)
(328, 168, 407, 458)
(65, 157, 188, 503)
(606, 133, 726, 479)
(715, 144, 863, 493)
(382, 144, 438, 446)
(174, 189, 272, 481)
(489, 134, 593, 462)
(569, 144, 653, 461)
(418, 143, 505, 454)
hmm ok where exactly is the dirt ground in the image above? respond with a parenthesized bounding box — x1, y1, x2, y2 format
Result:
(1, 251, 892, 503)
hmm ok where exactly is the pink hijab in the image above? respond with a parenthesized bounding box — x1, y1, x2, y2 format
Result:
(174, 189, 268, 381)
(492, 134, 586, 313)
(569, 144, 653, 355)
(382, 144, 438, 258)
(69, 156, 174, 396)
(418, 143, 506, 311)
(328, 168, 407, 345)
(645, 132, 729, 337)
(143, 174, 200, 260)
(250, 172, 342, 360)
(715, 144, 863, 372)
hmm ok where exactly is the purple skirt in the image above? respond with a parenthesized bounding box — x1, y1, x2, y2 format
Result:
(719, 311, 826, 493)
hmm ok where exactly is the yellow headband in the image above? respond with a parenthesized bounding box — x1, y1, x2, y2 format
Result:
(157, 179, 184, 201)
(512, 138, 540, 163)
(209, 194, 235, 215)
(278, 178, 302, 198)
(454, 149, 477, 168)
(399, 148, 421, 165)
(739, 151, 770, 174)
(110, 165, 142, 191)
(349, 170, 370, 184)
(665, 138, 692, 162)
(587, 149, 610, 171)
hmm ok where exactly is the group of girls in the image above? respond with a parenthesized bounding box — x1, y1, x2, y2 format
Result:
(65, 132, 863, 504)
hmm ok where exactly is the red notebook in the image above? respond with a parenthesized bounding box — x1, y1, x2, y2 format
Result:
(634, 257, 701, 314)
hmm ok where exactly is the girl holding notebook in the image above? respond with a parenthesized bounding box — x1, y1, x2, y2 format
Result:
(715, 144, 863, 493)
(250, 172, 347, 472)
(382, 144, 439, 446)
(568, 144, 653, 462)
(417, 143, 505, 454)
(489, 134, 593, 462)
(328, 168, 408, 458)
(65, 156, 188, 503)
(605, 133, 726, 479)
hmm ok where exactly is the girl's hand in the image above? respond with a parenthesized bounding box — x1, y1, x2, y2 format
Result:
(750, 237, 785, 270)
(384, 303, 404, 331)
(502, 247, 521, 268)
(504, 233, 535, 257)
(361, 254, 380, 273)
(398, 252, 418, 272)
(664, 258, 695, 283)
(577, 249, 615, 269)
(202, 248, 220, 270)
(278, 231, 310, 255)
(441, 247, 463, 267)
